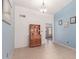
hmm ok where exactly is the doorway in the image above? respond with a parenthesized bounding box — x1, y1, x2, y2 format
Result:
(45, 23, 52, 45)
(29, 24, 41, 47)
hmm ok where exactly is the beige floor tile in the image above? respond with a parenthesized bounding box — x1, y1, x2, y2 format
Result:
(11, 43, 76, 59)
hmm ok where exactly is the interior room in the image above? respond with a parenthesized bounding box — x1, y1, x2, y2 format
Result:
(2, 0, 76, 59)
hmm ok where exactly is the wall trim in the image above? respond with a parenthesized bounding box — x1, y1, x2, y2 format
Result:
(52, 17, 55, 43)
(53, 41, 76, 51)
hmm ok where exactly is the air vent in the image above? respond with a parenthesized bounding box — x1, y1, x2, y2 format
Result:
(20, 14, 26, 18)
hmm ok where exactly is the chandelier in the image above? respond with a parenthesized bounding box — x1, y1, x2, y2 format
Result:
(40, 0, 47, 13)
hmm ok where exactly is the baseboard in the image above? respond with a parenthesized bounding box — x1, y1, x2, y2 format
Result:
(54, 41, 76, 51)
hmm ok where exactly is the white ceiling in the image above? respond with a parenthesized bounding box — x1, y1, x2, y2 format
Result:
(15, 0, 72, 15)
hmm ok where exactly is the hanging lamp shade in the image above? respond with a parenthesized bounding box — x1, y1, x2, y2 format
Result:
(40, 0, 47, 13)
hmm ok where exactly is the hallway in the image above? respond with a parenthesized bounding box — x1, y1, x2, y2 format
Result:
(12, 43, 76, 59)
(2, 0, 76, 59)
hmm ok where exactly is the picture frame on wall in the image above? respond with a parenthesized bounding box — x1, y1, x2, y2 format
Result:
(58, 20, 62, 25)
(70, 16, 76, 24)
(3, 0, 12, 24)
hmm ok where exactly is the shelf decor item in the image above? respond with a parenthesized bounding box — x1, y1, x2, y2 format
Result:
(64, 21, 69, 28)
(70, 16, 76, 24)
(58, 20, 62, 25)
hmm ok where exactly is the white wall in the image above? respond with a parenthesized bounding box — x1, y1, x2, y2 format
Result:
(15, 5, 54, 48)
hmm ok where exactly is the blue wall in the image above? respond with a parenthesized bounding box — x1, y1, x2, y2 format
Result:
(2, 21, 14, 59)
(54, 0, 76, 48)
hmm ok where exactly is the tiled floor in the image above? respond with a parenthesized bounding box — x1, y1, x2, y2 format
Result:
(12, 43, 76, 59)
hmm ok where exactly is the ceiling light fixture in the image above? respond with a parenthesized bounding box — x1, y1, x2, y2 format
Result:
(40, 0, 47, 13)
